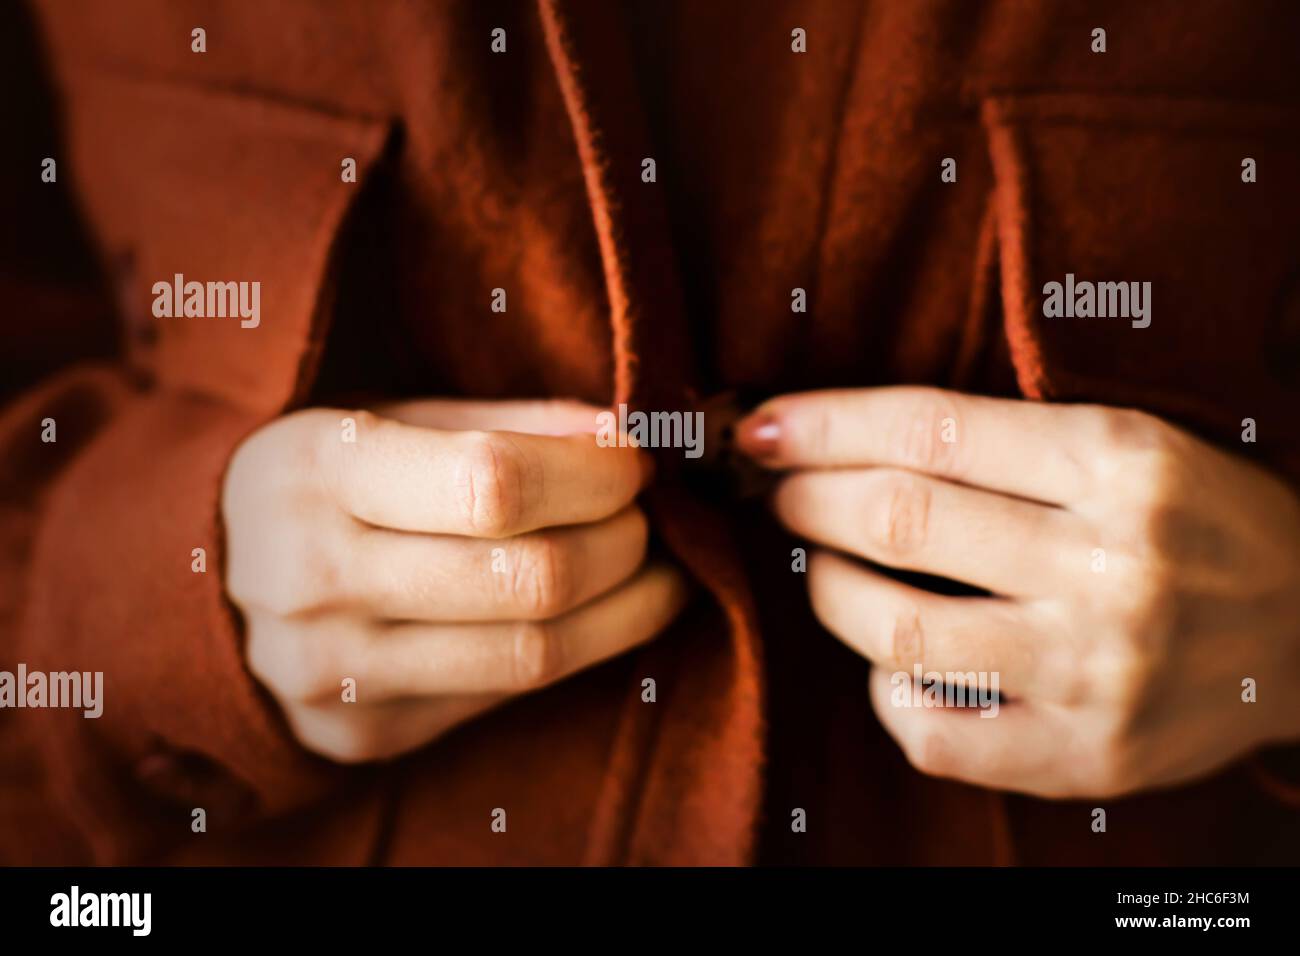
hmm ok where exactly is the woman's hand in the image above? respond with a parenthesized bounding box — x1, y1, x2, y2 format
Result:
(222, 399, 686, 763)
(737, 387, 1300, 798)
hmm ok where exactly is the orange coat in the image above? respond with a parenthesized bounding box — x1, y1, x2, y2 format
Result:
(4, 0, 1300, 864)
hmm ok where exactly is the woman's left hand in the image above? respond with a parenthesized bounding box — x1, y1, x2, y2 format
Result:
(736, 387, 1300, 798)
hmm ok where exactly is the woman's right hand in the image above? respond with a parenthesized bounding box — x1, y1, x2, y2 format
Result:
(221, 399, 687, 763)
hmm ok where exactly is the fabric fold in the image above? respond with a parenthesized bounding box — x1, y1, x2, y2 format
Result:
(540, 0, 766, 865)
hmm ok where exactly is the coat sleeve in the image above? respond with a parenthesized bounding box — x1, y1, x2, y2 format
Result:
(0, 0, 385, 864)
(1, 360, 349, 863)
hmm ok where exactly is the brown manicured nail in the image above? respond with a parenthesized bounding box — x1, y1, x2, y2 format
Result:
(734, 413, 783, 460)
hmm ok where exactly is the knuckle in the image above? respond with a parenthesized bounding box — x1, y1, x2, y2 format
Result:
(246, 627, 335, 702)
(316, 408, 381, 506)
(888, 605, 926, 668)
(226, 477, 348, 620)
(1087, 644, 1156, 717)
(261, 533, 341, 617)
(1134, 457, 1184, 518)
(1051, 649, 1094, 707)
(1113, 572, 1180, 652)
(509, 534, 572, 619)
(228, 412, 308, 491)
(347, 408, 383, 435)
(903, 729, 958, 779)
(1087, 727, 1145, 797)
(510, 621, 563, 690)
(1098, 407, 1162, 455)
(313, 407, 369, 482)
(223, 443, 311, 586)
(302, 537, 346, 605)
(1096, 409, 1184, 493)
(867, 472, 933, 558)
(456, 433, 526, 537)
(891, 391, 964, 476)
(302, 713, 388, 765)
(804, 405, 835, 461)
(1144, 445, 1184, 502)
(330, 407, 380, 449)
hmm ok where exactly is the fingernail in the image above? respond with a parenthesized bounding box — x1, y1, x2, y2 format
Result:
(734, 413, 783, 460)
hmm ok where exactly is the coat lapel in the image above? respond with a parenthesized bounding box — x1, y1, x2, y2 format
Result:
(539, 0, 766, 865)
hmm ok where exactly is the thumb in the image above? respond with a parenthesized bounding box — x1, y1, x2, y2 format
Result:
(369, 397, 607, 436)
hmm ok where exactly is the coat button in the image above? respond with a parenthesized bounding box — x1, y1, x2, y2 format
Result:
(134, 748, 257, 820)
(683, 389, 779, 502)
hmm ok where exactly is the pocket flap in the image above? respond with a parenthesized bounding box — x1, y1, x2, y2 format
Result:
(982, 93, 1300, 449)
(60, 72, 390, 412)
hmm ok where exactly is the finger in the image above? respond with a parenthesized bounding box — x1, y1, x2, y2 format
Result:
(373, 398, 605, 436)
(369, 561, 688, 697)
(736, 386, 1093, 505)
(807, 550, 1064, 699)
(327, 411, 649, 536)
(347, 506, 649, 621)
(261, 562, 689, 701)
(868, 667, 1075, 797)
(284, 693, 507, 764)
(774, 467, 1088, 597)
